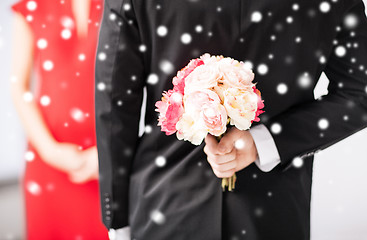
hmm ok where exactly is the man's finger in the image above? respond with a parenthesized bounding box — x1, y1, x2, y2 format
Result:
(207, 147, 237, 164)
(212, 168, 236, 178)
(204, 134, 220, 154)
(210, 159, 237, 172)
(218, 128, 245, 154)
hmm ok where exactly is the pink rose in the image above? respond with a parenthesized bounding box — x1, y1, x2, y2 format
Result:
(176, 89, 227, 144)
(172, 58, 204, 94)
(155, 90, 184, 135)
(252, 86, 265, 122)
(201, 102, 227, 136)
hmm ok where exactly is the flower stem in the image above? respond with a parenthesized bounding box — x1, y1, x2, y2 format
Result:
(222, 174, 237, 192)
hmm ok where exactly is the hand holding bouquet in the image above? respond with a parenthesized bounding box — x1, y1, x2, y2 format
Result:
(155, 53, 264, 191)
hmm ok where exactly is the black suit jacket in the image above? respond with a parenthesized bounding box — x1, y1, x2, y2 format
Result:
(95, 0, 367, 239)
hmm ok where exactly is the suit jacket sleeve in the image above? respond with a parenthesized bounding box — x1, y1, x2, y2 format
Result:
(263, 0, 367, 169)
(95, 0, 145, 229)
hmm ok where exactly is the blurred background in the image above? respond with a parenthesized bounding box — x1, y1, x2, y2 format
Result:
(1, 0, 367, 239)
(1, 0, 27, 239)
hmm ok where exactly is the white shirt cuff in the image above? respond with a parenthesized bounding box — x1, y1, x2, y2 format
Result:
(109, 227, 131, 240)
(249, 124, 281, 172)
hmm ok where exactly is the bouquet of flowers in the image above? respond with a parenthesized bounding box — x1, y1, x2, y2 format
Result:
(155, 53, 264, 191)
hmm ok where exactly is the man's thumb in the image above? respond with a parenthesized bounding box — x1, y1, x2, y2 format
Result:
(217, 135, 234, 154)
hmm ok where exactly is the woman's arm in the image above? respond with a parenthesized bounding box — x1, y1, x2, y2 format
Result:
(10, 12, 87, 176)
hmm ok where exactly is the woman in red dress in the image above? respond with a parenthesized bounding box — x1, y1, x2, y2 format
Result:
(10, 0, 109, 239)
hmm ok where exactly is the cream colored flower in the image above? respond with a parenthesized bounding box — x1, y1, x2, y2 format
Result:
(176, 113, 208, 145)
(223, 87, 259, 130)
(218, 59, 255, 89)
(184, 64, 220, 93)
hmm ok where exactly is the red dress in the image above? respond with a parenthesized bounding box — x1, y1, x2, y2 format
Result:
(11, 0, 108, 239)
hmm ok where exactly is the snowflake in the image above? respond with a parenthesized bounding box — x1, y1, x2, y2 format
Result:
(195, 25, 203, 33)
(40, 95, 51, 106)
(243, 61, 253, 70)
(27, 181, 42, 195)
(319, 2, 331, 13)
(139, 44, 147, 52)
(292, 157, 304, 168)
(26, 15, 33, 22)
(286, 16, 293, 24)
(109, 13, 117, 21)
(335, 46, 347, 57)
(43, 60, 54, 71)
(318, 118, 329, 130)
(319, 55, 327, 64)
(307, 9, 316, 18)
(61, 29, 72, 39)
(234, 139, 245, 150)
(123, 3, 131, 11)
(147, 73, 159, 85)
(37, 39, 48, 49)
(97, 82, 106, 91)
(24, 151, 35, 162)
(157, 25, 168, 37)
(270, 123, 282, 134)
(277, 83, 288, 95)
(344, 14, 359, 29)
(159, 60, 174, 74)
(23, 92, 33, 102)
(257, 63, 268, 75)
(70, 108, 86, 123)
(155, 156, 166, 167)
(181, 33, 192, 44)
(254, 208, 264, 217)
(98, 52, 107, 61)
(61, 17, 74, 28)
(292, 4, 300, 11)
(26, 1, 37, 11)
(297, 72, 312, 89)
(78, 54, 86, 61)
(145, 125, 152, 134)
(251, 11, 262, 23)
(150, 210, 166, 225)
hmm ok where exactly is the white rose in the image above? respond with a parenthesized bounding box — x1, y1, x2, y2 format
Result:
(223, 87, 258, 130)
(184, 64, 220, 94)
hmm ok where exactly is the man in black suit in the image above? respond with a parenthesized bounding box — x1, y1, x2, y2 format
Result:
(95, 0, 367, 239)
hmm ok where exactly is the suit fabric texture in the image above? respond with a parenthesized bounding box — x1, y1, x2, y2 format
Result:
(95, 0, 367, 239)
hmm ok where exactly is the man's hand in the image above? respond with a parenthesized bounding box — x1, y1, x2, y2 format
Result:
(204, 127, 258, 178)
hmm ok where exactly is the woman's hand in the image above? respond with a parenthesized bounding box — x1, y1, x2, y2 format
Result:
(68, 146, 99, 183)
(204, 127, 258, 178)
(42, 142, 87, 174)
(43, 143, 99, 183)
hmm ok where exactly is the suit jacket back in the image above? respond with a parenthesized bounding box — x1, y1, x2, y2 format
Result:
(95, 0, 367, 239)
